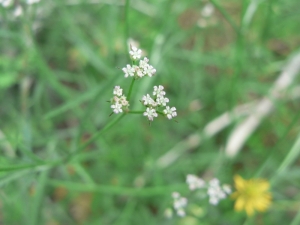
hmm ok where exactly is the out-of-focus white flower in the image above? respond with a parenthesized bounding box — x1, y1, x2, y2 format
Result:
(172, 192, 180, 199)
(13, 5, 23, 17)
(170, 177, 231, 218)
(186, 174, 206, 190)
(0, 0, 13, 7)
(26, 0, 40, 5)
(172, 192, 188, 217)
(209, 178, 220, 187)
(201, 3, 214, 17)
(207, 178, 229, 205)
(173, 197, 187, 210)
(176, 209, 186, 217)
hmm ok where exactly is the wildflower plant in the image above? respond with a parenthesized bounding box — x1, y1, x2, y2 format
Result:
(169, 174, 231, 218)
(109, 45, 177, 122)
(169, 174, 273, 219)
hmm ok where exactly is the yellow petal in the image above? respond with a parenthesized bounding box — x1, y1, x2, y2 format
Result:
(235, 197, 245, 211)
(234, 175, 246, 191)
(245, 203, 254, 216)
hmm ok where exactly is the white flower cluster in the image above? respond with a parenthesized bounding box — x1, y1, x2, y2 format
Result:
(169, 175, 231, 218)
(142, 85, 177, 121)
(186, 174, 231, 206)
(110, 45, 177, 121)
(122, 57, 156, 79)
(207, 178, 231, 205)
(110, 86, 129, 114)
(122, 46, 156, 79)
(172, 192, 188, 217)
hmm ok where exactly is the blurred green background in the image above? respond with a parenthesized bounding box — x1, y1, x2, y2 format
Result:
(1, 0, 300, 224)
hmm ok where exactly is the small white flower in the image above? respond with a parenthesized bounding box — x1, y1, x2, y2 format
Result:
(142, 94, 155, 106)
(136, 67, 144, 78)
(172, 193, 187, 208)
(156, 96, 169, 106)
(207, 178, 227, 205)
(122, 64, 135, 77)
(121, 99, 129, 106)
(172, 192, 187, 217)
(163, 106, 177, 119)
(113, 86, 123, 96)
(186, 174, 206, 190)
(144, 65, 156, 77)
(129, 46, 142, 60)
(153, 85, 165, 97)
(209, 178, 221, 188)
(173, 197, 187, 210)
(119, 95, 129, 106)
(13, 5, 23, 17)
(172, 192, 180, 199)
(113, 96, 120, 103)
(176, 209, 186, 217)
(143, 107, 158, 121)
(139, 57, 149, 69)
(179, 197, 187, 208)
(164, 208, 173, 219)
(111, 103, 123, 114)
(201, 3, 214, 17)
(209, 196, 219, 205)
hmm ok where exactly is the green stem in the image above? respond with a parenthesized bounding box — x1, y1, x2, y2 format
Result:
(65, 114, 126, 162)
(127, 78, 136, 101)
(255, 110, 300, 178)
(128, 110, 144, 114)
(276, 131, 300, 175)
(124, 0, 130, 57)
(0, 111, 124, 171)
(156, 111, 165, 116)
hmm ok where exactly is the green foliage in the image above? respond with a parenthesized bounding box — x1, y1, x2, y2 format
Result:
(0, 0, 300, 224)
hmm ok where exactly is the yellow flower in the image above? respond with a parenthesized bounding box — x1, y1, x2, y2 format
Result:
(231, 175, 272, 216)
